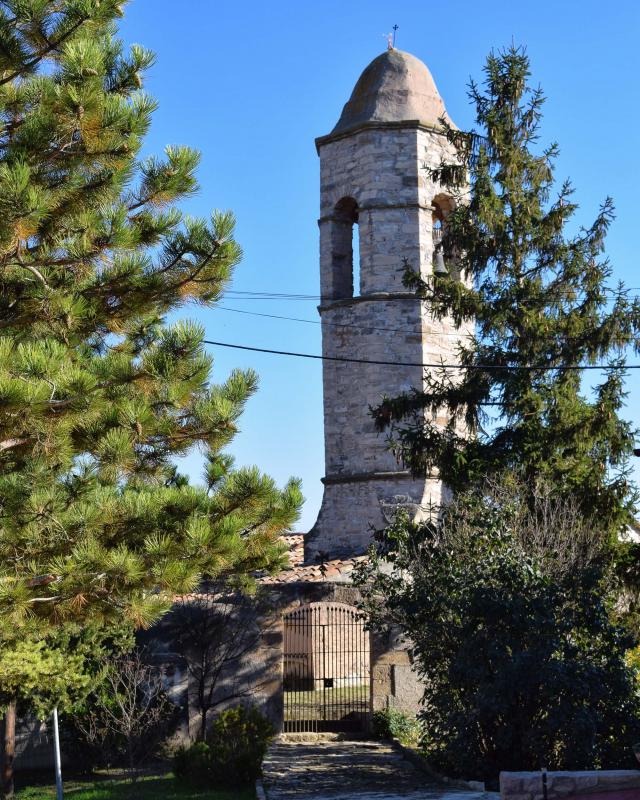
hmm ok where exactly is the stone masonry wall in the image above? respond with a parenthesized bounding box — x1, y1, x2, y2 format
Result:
(148, 583, 421, 738)
(308, 474, 445, 560)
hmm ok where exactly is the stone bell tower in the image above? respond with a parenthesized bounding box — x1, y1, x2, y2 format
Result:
(305, 48, 468, 562)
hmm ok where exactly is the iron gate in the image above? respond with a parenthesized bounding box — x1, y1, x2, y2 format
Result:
(283, 602, 370, 733)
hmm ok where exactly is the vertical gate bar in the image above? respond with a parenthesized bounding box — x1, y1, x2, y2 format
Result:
(299, 608, 306, 733)
(341, 608, 345, 728)
(286, 613, 290, 733)
(345, 610, 348, 727)
(296, 609, 300, 734)
(336, 607, 340, 727)
(286, 611, 291, 734)
(313, 606, 318, 733)
(359, 612, 362, 723)
(328, 606, 332, 727)
(293, 610, 296, 734)
(349, 610, 352, 726)
(302, 607, 306, 734)
(293, 609, 302, 733)
(350, 611, 353, 726)
(308, 606, 318, 732)
(329, 608, 340, 727)
(340, 607, 344, 727)
(299, 607, 302, 734)
(308, 606, 312, 734)
(354, 611, 358, 727)
(344, 611, 358, 719)
(304, 607, 307, 734)
(292, 611, 296, 733)
(338, 608, 342, 727)
(296, 609, 305, 733)
(345, 609, 350, 727)
(359, 610, 362, 725)
(358, 612, 362, 724)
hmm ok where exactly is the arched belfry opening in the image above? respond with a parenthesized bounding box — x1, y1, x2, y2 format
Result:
(283, 602, 370, 732)
(330, 197, 360, 299)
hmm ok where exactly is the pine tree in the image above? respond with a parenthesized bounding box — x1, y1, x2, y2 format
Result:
(0, 3, 302, 780)
(0, 0, 302, 626)
(376, 47, 640, 536)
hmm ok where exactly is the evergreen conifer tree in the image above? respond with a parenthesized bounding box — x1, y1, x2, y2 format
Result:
(376, 47, 640, 535)
(0, 3, 301, 782)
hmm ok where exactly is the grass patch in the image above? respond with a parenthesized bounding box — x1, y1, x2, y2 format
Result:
(283, 684, 368, 721)
(15, 772, 255, 800)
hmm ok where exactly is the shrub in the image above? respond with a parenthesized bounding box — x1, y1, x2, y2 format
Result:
(72, 650, 178, 771)
(357, 483, 640, 781)
(173, 741, 211, 786)
(372, 709, 421, 747)
(173, 705, 274, 787)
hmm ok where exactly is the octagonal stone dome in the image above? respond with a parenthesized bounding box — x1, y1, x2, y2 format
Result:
(331, 48, 451, 136)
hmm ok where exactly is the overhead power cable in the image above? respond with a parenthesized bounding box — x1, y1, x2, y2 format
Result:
(203, 339, 640, 371)
(217, 305, 475, 339)
(217, 305, 640, 347)
(223, 287, 640, 301)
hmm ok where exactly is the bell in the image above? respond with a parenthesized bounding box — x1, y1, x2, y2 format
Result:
(433, 247, 448, 277)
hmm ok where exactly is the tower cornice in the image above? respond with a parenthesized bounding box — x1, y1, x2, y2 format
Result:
(315, 119, 447, 154)
(322, 470, 436, 486)
(318, 292, 421, 313)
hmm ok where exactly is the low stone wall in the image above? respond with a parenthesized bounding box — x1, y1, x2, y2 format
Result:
(500, 770, 640, 800)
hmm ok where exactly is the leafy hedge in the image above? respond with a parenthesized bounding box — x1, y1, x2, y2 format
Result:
(174, 705, 274, 787)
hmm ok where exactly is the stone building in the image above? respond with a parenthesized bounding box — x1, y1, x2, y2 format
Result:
(164, 46, 469, 739)
(307, 47, 470, 562)
(157, 46, 469, 738)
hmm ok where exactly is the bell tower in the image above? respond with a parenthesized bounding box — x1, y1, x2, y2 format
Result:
(306, 48, 468, 562)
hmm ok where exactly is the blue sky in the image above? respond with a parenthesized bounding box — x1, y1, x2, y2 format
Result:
(119, 0, 640, 531)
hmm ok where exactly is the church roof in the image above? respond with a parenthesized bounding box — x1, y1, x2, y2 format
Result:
(258, 555, 365, 585)
(331, 48, 450, 136)
(257, 532, 365, 585)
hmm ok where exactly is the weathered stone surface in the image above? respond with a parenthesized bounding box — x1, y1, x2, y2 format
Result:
(330, 49, 450, 137)
(263, 739, 498, 800)
(500, 770, 640, 800)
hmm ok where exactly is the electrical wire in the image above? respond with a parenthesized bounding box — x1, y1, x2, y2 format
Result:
(217, 305, 475, 338)
(202, 339, 640, 371)
(216, 305, 640, 347)
(223, 287, 640, 301)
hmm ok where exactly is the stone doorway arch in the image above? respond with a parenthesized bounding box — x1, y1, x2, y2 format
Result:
(283, 602, 370, 733)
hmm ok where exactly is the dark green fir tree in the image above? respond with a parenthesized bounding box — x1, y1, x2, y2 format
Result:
(376, 46, 640, 537)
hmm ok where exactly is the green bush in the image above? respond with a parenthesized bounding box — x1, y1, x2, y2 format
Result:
(357, 485, 640, 781)
(372, 709, 421, 746)
(173, 706, 274, 788)
(173, 741, 211, 786)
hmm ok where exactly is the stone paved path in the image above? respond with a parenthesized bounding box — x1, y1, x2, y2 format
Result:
(262, 739, 499, 800)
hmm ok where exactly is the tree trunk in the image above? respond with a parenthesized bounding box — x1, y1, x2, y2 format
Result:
(2, 698, 17, 799)
(127, 736, 136, 782)
(198, 708, 207, 742)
